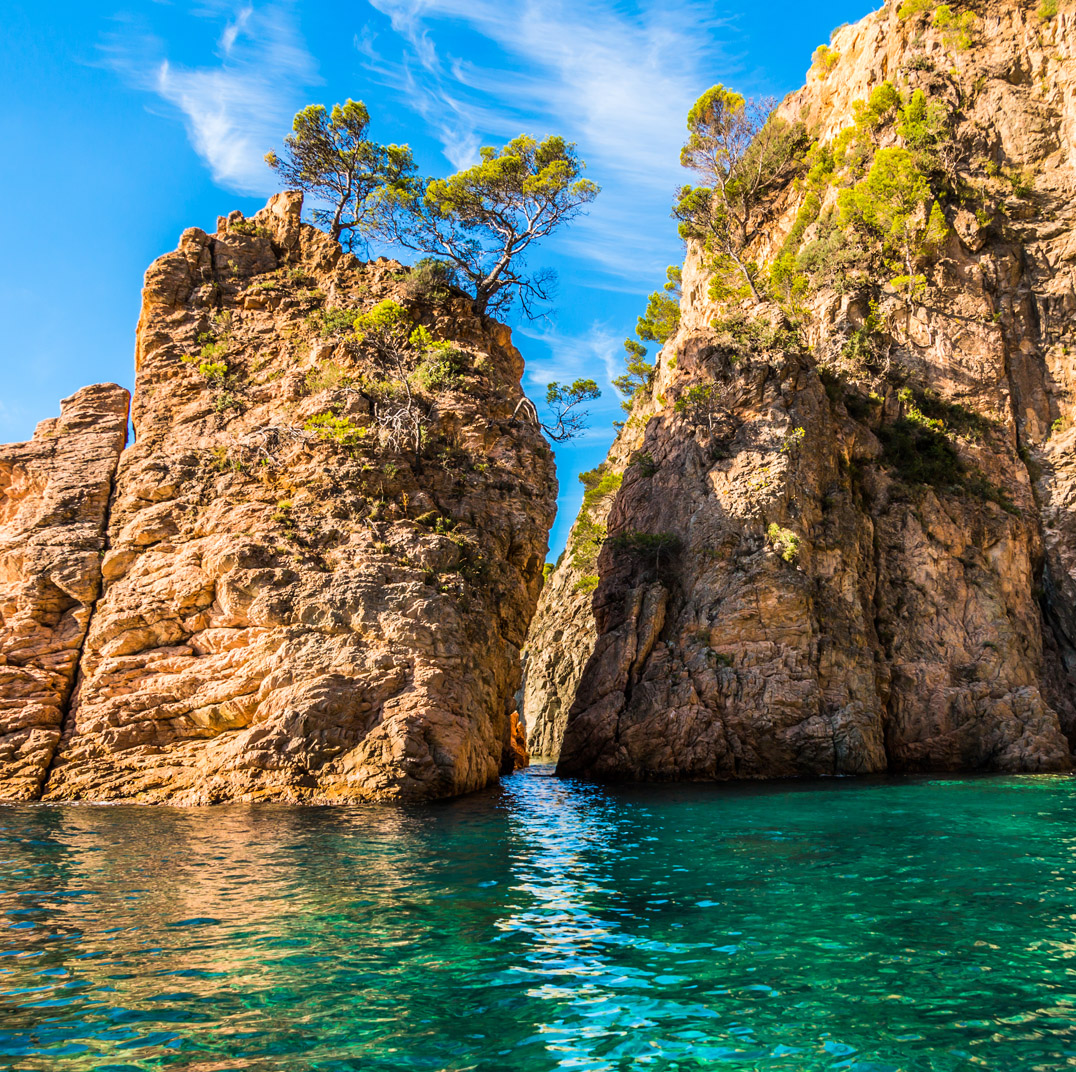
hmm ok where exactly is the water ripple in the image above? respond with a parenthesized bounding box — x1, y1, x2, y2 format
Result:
(2, 771, 1076, 1069)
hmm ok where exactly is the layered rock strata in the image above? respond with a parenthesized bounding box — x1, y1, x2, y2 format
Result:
(0, 385, 129, 800)
(540, 0, 1076, 779)
(25, 192, 554, 803)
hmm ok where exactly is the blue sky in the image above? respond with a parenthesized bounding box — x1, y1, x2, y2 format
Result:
(1, 0, 872, 555)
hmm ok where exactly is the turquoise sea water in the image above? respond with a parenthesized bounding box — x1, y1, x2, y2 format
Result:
(3, 770, 1076, 1071)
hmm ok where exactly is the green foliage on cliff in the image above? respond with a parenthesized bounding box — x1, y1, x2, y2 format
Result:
(933, 5, 977, 50)
(304, 412, 367, 447)
(614, 340, 655, 413)
(571, 514, 607, 574)
(371, 135, 599, 317)
(580, 468, 623, 511)
(812, 45, 840, 73)
(766, 523, 800, 563)
(766, 80, 953, 307)
(308, 306, 362, 338)
(613, 266, 682, 413)
(403, 259, 461, 305)
(637, 267, 683, 343)
(608, 531, 683, 569)
(897, 0, 934, 17)
(198, 361, 228, 385)
(266, 100, 414, 251)
(839, 148, 950, 300)
(675, 85, 807, 302)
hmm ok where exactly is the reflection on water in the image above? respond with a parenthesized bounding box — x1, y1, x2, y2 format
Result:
(3, 770, 1076, 1070)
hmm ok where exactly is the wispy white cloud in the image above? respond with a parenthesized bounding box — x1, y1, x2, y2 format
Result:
(518, 321, 623, 396)
(220, 5, 254, 55)
(362, 0, 735, 280)
(103, 3, 319, 194)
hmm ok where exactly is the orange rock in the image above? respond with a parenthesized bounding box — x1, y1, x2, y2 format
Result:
(0, 384, 129, 800)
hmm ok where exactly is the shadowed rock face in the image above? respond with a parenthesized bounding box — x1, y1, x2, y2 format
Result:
(529, 0, 1076, 780)
(0, 384, 129, 800)
(32, 192, 555, 803)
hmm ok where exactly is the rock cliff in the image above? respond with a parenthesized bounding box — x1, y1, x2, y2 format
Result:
(535, 0, 1076, 779)
(0, 385, 129, 801)
(0, 192, 556, 803)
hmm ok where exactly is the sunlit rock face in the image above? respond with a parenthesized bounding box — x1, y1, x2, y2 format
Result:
(28, 192, 555, 803)
(529, 0, 1076, 779)
(0, 384, 129, 800)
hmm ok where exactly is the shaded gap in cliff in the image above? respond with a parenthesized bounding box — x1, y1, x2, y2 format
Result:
(997, 246, 1076, 757)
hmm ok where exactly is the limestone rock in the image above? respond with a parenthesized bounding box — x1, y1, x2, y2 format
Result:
(0, 384, 129, 800)
(42, 192, 556, 803)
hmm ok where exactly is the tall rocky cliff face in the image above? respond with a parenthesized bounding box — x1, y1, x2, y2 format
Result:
(0, 192, 556, 803)
(0, 386, 129, 800)
(528, 0, 1076, 780)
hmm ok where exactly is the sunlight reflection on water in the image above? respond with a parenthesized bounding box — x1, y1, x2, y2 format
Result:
(2, 770, 1076, 1070)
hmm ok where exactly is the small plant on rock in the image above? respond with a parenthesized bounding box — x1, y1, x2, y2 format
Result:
(304, 412, 367, 448)
(767, 523, 801, 563)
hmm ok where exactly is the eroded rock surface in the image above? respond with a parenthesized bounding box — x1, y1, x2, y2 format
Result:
(545, 0, 1076, 780)
(0, 385, 129, 800)
(42, 192, 555, 803)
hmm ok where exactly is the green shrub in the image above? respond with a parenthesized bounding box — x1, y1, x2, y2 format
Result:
(198, 361, 228, 385)
(307, 306, 359, 338)
(710, 311, 801, 352)
(767, 523, 801, 563)
(573, 575, 599, 594)
(579, 467, 623, 510)
(674, 382, 722, 427)
(812, 45, 841, 73)
(632, 450, 657, 477)
(403, 258, 461, 304)
(877, 418, 962, 487)
(780, 426, 806, 454)
(853, 82, 902, 133)
(304, 412, 367, 447)
(570, 514, 607, 573)
(412, 344, 468, 391)
(1038, 0, 1058, 17)
(608, 531, 682, 568)
(305, 362, 350, 393)
(229, 218, 271, 238)
(213, 390, 242, 413)
(933, 5, 977, 49)
(898, 0, 934, 17)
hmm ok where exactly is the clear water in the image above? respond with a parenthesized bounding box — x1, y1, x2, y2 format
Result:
(3, 770, 1076, 1071)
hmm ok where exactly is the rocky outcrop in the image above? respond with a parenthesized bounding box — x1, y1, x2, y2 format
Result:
(549, 0, 1076, 780)
(0, 385, 129, 800)
(33, 192, 555, 803)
